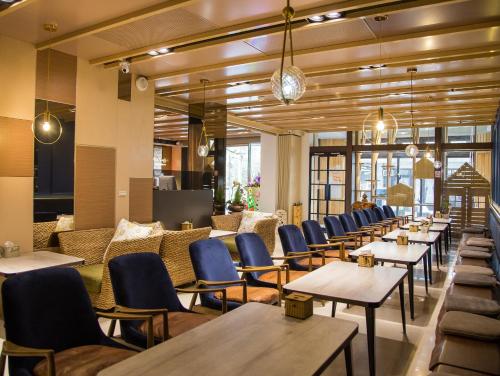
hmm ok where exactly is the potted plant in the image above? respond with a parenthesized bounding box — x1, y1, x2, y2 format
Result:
(213, 187, 226, 214)
(228, 182, 244, 213)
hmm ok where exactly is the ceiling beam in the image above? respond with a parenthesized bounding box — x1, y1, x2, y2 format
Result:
(91, 0, 456, 66)
(204, 67, 500, 102)
(226, 81, 500, 109)
(0, 0, 36, 18)
(35, 0, 200, 50)
(149, 19, 500, 81)
(158, 45, 500, 95)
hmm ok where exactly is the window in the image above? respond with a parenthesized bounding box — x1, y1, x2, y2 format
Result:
(225, 142, 260, 199)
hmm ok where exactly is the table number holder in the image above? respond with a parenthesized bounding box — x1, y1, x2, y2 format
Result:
(397, 231, 409, 245)
(285, 293, 313, 320)
(357, 251, 375, 268)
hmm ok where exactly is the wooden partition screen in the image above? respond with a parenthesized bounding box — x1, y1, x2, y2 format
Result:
(129, 178, 152, 223)
(74, 145, 115, 230)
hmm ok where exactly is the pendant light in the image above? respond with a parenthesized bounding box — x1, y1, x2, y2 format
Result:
(197, 79, 209, 157)
(405, 67, 419, 157)
(270, 0, 306, 105)
(362, 15, 397, 145)
(32, 49, 62, 145)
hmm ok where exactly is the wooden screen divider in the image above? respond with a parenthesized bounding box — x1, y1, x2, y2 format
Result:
(74, 145, 116, 230)
(129, 178, 153, 223)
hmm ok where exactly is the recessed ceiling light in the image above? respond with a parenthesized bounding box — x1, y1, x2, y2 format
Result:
(325, 12, 343, 20)
(158, 47, 171, 54)
(308, 15, 325, 23)
(147, 50, 159, 56)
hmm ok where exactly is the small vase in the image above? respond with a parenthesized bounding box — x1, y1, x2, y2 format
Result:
(228, 204, 244, 213)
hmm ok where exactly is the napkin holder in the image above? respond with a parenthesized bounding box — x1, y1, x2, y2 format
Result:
(285, 293, 313, 320)
(435, 211, 442, 218)
(181, 221, 193, 231)
(397, 234, 409, 245)
(1, 241, 20, 258)
(409, 224, 419, 232)
(358, 252, 375, 268)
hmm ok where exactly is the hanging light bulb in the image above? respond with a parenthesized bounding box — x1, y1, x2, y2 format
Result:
(32, 50, 62, 145)
(197, 79, 210, 157)
(425, 149, 432, 159)
(434, 160, 442, 169)
(271, 1, 306, 104)
(405, 67, 419, 157)
(361, 16, 398, 145)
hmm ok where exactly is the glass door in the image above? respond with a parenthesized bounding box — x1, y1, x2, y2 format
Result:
(309, 152, 346, 224)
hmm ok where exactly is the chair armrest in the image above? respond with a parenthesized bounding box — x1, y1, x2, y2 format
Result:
(198, 279, 248, 306)
(178, 286, 229, 314)
(328, 235, 357, 241)
(115, 307, 169, 343)
(1, 341, 55, 376)
(346, 231, 369, 236)
(97, 311, 156, 348)
(237, 265, 283, 303)
(307, 243, 336, 249)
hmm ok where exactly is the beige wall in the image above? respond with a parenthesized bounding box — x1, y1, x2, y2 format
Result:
(0, 36, 36, 251)
(75, 59, 154, 224)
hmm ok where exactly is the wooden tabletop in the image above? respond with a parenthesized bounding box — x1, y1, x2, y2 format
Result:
(400, 222, 448, 232)
(415, 216, 452, 224)
(209, 229, 237, 238)
(349, 242, 429, 265)
(284, 261, 407, 307)
(0, 251, 84, 277)
(383, 229, 440, 244)
(98, 303, 358, 376)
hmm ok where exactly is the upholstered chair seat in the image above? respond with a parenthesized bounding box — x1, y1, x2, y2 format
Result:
(257, 270, 307, 285)
(139, 312, 213, 340)
(214, 286, 279, 304)
(33, 345, 135, 376)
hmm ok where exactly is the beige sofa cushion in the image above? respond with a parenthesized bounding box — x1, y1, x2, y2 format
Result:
(453, 272, 497, 287)
(454, 265, 494, 275)
(439, 311, 500, 341)
(465, 237, 494, 248)
(459, 250, 492, 259)
(445, 294, 500, 316)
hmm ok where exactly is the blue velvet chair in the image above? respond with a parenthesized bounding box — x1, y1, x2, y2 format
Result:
(374, 206, 399, 227)
(339, 212, 379, 244)
(302, 219, 347, 257)
(323, 216, 362, 249)
(353, 210, 385, 236)
(108, 253, 215, 349)
(363, 208, 392, 233)
(383, 205, 409, 224)
(189, 239, 279, 312)
(0, 268, 150, 376)
(278, 224, 338, 271)
(236, 233, 308, 295)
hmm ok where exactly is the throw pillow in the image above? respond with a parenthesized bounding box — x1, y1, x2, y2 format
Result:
(237, 211, 274, 234)
(54, 215, 74, 233)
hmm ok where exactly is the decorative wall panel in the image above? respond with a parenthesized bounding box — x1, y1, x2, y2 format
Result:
(0, 116, 33, 177)
(129, 177, 153, 223)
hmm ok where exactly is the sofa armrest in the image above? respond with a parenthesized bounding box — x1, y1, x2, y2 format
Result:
(211, 213, 242, 232)
(254, 217, 279, 255)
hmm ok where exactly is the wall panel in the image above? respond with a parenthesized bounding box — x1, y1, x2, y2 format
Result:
(0, 117, 33, 177)
(129, 178, 153, 223)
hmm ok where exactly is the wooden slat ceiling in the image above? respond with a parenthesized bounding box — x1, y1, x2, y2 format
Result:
(2, 0, 499, 140)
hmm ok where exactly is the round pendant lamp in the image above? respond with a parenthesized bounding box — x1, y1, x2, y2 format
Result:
(33, 50, 62, 145)
(405, 67, 419, 157)
(271, 0, 306, 105)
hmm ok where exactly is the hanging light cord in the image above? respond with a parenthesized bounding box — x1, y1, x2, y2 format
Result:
(410, 69, 416, 143)
(279, 0, 294, 103)
(45, 50, 51, 116)
(198, 80, 208, 150)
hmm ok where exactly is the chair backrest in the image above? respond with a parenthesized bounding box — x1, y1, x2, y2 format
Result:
(189, 239, 240, 282)
(236, 233, 273, 280)
(109, 253, 184, 312)
(278, 225, 309, 254)
(373, 207, 387, 221)
(302, 220, 327, 245)
(2, 268, 105, 374)
(353, 210, 371, 227)
(383, 205, 396, 218)
(339, 213, 358, 232)
(323, 216, 347, 237)
(363, 208, 378, 224)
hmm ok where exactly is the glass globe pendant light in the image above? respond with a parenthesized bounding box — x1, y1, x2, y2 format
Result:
(270, 0, 306, 105)
(32, 49, 62, 145)
(197, 79, 210, 157)
(361, 15, 398, 145)
(405, 67, 419, 157)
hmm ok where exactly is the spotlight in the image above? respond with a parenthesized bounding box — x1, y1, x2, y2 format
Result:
(325, 12, 343, 20)
(307, 15, 325, 23)
(147, 50, 159, 56)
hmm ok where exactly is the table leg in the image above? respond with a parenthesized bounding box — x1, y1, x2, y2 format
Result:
(438, 236, 443, 265)
(433, 242, 440, 269)
(444, 229, 449, 254)
(344, 341, 353, 376)
(398, 281, 407, 332)
(331, 301, 337, 318)
(423, 253, 428, 294)
(427, 247, 433, 285)
(365, 307, 376, 376)
(406, 265, 415, 320)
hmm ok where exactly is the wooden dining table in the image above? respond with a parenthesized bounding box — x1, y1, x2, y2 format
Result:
(284, 261, 407, 376)
(98, 303, 359, 376)
(349, 241, 430, 320)
(400, 221, 450, 256)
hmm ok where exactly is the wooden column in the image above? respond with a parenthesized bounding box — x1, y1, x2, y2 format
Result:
(345, 131, 353, 212)
(434, 127, 443, 213)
